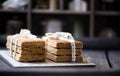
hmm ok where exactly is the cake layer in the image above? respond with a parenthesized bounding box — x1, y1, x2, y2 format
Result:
(6, 42, 45, 56)
(46, 45, 82, 56)
(13, 38, 45, 48)
(7, 35, 45, 48)
(12, 49, 45, 55)
(46, 52, 83, 62)
(12, 52, 45, 62)
(47, 38, 83, 49)
(7, 42, 45, 50)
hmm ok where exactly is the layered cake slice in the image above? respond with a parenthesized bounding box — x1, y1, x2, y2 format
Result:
(42, 32, 84, 63)
(47, 38, 83, 49)
(46, 52, 83, 62)
(6, 29, 45, 62)
(46, 44, 82, 56)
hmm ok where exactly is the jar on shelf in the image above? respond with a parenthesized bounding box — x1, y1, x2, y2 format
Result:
(35, 0, 49, 9)
(72, 21, 84, 38)
(69, 0, 87, 12)
(42, 19, 63, 33)
(49, 0, 57, 11)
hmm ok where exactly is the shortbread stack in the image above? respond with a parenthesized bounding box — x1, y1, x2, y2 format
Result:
(6, 29, 45, 62)
(43, 32, 84, 63)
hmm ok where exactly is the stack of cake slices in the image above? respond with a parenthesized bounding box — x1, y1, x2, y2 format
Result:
(6, 30, 45, 62)
(45, 38, 84, 63)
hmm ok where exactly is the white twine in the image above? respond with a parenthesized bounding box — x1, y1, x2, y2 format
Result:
(9, 34, 19, 56)
(13, 37, 23, 58)
(45, 32, 76, 62)
(9, 29, 37, 57)
(20, 29, 37, 39)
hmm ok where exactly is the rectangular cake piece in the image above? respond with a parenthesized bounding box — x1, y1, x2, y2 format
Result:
(6, 34, 46, 62)
(7, 35, 45, 49)
(12, 49, 45, 55)
(6, 29, 47, 62)
(12, 38, 45, 49)
(47, 38, 83, 49)
(46, 52, 83, 62)
(7, 42, 45, 50)
(12, 52, 45, 62)
(46, 45, 82, 56)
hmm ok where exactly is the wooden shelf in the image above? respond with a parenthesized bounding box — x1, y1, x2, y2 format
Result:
(0, 9, 27, 13)
(0, 0, 120, 38)
(95, 11, 120, 16)
(32, 9, 91, 15)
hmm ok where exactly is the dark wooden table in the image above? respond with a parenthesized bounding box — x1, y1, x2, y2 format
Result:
(0, 50, 120, 76)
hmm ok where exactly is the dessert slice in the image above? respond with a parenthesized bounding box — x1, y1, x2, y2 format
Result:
(46, 45, 82, 56)
(47, 38, 83, 49)
(46, 52, 83, 62)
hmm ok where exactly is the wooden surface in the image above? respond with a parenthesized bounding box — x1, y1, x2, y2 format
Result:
(1, 0, 120, 38)
(95, 11, 120, 16)
(32, 9, 90, 15)
(82, 50, 109, 69)
(108, 51, 120, 68)
(0, 50, 120, 76)
(0, 9, 27, 13)
(0, 50, 109, 70)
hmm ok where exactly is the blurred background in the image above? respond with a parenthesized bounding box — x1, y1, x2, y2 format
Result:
(0, 0, 120, 49)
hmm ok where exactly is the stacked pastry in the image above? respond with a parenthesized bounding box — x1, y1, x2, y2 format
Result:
(43, 32, 84, 63)
(6, 29, 45, 62)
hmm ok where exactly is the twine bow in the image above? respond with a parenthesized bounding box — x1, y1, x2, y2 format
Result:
(9, 29, 37, 57)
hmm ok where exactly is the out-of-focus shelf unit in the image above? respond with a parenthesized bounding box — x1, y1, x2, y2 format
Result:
(32, 9, 91, 15)
(95, 11, 120, 15)
(0, 9, 27, 13)
(0, 0, 120, 39)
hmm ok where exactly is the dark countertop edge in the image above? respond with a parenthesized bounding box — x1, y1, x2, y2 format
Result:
(0, 50, 120, 75)
(0, 68, 120, 75)
(0, 65, 119, 73)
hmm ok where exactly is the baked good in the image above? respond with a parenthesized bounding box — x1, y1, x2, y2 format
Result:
(46, 45, 82, 56)
(6, 29, 45, 62)
(47, 38, 83, 49)
(12, 52, 45, 62)
(7, 36, 45, 48)
(43, 32, 84, 63)
(46, 52, 83, 62)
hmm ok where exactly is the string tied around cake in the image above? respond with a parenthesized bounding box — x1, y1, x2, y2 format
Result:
(19, 29, 37, 39)
(45, 32, 76, 62)
(9, 29, 38, 57)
